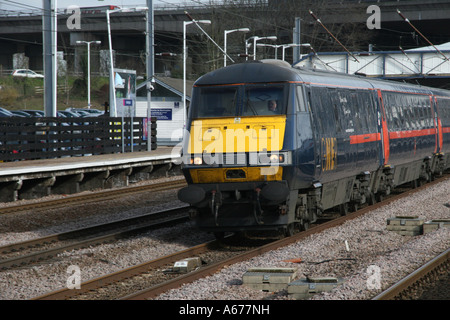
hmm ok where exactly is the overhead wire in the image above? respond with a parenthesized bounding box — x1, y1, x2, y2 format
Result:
(3, 1, 437, 71)
(4, 0, 43, 12)
(0, 1, 344, 71)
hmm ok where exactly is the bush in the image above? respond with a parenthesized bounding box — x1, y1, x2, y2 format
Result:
(71, 78, 87, 97)
(0, 86, 19, 106)
(13, 77, 36, 96)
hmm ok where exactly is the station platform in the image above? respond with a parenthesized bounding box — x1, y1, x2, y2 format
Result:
(0, 146, 182, 203)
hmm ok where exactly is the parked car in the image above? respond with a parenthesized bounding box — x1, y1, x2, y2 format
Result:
(11, 110, 31, 117)
(66, 108, 104, 117)
(11, 69, 44, 79)
(21, 110, 45, 117)
(0, 110, 11, 117)
(58, 110, 81, 118)
(0, 107, 14, 117)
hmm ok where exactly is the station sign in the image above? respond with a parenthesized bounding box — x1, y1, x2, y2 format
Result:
(114, 68, 136, 117)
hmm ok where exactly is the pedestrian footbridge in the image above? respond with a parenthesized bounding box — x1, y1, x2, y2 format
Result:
(296, 42, 450, 80)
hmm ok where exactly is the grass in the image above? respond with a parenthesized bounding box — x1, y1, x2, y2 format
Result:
(0, 75, 109, 111)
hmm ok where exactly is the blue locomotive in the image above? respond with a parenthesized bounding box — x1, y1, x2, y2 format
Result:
(177, 60, 450, 236)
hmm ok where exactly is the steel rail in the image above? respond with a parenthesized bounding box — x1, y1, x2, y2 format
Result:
(0, 178, 186, 215)
(372, 248, 450, 300)
(0, 206, 189, 270)
(32, 174, 448, 300)
(33, 239, 218, 300)
(0, 204, 188, 254)
(123, 175, 449, 300)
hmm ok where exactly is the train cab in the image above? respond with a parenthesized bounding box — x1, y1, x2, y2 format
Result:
(178, 60, 307, 234)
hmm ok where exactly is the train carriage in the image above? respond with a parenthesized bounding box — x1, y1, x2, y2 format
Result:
(430, 88, 450, 170)
(177, 60, 450, 236)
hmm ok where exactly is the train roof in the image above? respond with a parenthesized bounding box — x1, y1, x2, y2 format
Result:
(194, 60, 450, 98)
(194, 60, 300, 86)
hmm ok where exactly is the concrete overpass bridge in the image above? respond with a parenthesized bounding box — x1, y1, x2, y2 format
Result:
(0, 1, 450, 78)
(0, 5, 219, 76)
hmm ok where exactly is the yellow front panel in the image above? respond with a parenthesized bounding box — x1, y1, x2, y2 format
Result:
(190, 167, 283, 183)
(188, 116, 286, 154)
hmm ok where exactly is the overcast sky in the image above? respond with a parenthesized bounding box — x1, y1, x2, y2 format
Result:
(0, 0, 208, 11)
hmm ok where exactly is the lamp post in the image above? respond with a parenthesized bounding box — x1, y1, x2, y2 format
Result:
(256, 43, 283, 59)
(224, 28, 249, 67)
(252, 36, 277, 60)
(76, 40, 101, 109)
(256, 43, 311, 61)
(146, 0, 154, 151)
(183, 19, 211, 133)
(244, 37, 251, 61)
(281, 43, 310, 62)
(107, 7, 148, 117)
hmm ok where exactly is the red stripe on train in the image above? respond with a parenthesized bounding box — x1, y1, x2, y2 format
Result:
(350, 127, 450, 145)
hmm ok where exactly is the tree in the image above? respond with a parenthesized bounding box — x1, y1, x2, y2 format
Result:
(186, 0, 374, 75)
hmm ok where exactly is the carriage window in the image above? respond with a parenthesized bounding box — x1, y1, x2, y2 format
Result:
(333, 102, 342, 133)
(296, 85, 306, 112)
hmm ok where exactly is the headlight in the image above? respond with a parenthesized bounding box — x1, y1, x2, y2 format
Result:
(269, 153, 283, 163)
(257, 152, 289, 165)
(191, 156, 203, 165)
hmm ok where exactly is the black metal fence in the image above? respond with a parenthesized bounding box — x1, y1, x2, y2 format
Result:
(0, 116, 157, 162)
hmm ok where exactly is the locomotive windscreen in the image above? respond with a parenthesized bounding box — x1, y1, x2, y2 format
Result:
(192, 86, 239, 118)
(191, 84, 286, 118)
(243, 86, 284, 116)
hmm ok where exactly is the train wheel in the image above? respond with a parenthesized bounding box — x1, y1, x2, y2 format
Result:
(368, 192, 377, 205)
(299, 219, 310, 231)
(285, 223, 296, 237)
(376, 193, 384, 202)
(213, 232, 225, 240)
(339, 203, 349, 216)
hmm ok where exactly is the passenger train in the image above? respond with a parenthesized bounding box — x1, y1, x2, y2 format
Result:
(177, 59, 450, 236)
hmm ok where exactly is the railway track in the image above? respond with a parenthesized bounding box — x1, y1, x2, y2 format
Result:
(33, 174, 449, 300)
(0, 178, 187, 216)
(0, 178, 188, 270)
(33, 238, 230, 300)
(0, 206, 189, 270)
(372, 248, 449, 300)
